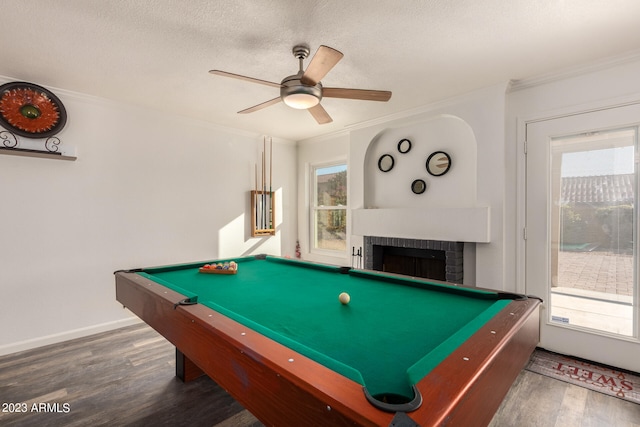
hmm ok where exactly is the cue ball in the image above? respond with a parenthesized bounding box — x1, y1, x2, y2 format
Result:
(339, 292, 350, 304)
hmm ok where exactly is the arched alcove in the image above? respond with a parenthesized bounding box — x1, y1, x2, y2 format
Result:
(363, 114, 477, 209)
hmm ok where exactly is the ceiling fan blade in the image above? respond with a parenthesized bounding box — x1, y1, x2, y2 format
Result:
(308, 103, 333, 124)
(300, 45, 344, 86)
(209, 70, 282, 88)
(238, 97, 282, 114)
(323, 87, 392, 102)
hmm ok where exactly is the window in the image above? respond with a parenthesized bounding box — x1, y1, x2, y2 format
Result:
(312, 163, 347, 253)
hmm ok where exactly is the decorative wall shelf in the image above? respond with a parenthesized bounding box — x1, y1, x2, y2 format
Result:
(0, 146, 76, 161)
(1, 129, 75, 161)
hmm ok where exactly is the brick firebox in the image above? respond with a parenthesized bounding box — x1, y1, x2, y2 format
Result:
(363, 236, 464, 284)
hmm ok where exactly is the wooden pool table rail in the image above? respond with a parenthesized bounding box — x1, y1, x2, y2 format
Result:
(115, 269, 540, 426)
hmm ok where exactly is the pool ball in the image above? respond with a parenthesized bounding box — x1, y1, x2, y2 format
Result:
(339, 292, 350, 305)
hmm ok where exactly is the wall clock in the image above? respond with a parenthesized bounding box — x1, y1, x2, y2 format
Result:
(0, 81, 67, 138)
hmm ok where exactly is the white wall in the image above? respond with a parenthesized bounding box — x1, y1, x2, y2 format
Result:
(0, 77, 297, 355)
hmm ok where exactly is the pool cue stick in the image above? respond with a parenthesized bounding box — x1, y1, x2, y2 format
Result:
(269, 137, 273, 229)
(262, 142, 266, 230)
(255, 163, 258, 232)
(259, 152, 263, 230)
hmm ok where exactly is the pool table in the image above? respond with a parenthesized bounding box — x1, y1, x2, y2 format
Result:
(115, 255, 540, 426)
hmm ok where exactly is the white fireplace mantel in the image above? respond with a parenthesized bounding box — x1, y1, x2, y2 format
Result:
(351, 207, 490, 243)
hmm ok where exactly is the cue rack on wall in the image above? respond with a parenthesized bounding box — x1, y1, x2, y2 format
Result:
(251, 137, 275, 237)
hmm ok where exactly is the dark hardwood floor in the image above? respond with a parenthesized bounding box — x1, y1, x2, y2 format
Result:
(1, 323, 638, 426)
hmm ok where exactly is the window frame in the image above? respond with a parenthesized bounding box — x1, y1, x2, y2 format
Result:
(310, 161, 348, 256)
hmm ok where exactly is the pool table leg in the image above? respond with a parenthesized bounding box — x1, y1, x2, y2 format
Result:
(176, 349, 205, 382)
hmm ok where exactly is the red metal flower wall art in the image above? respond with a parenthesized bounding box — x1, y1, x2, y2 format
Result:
(0, 82, 67, 138)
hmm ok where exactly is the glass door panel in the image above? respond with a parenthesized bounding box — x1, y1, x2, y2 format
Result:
(549, 127, 636, 336)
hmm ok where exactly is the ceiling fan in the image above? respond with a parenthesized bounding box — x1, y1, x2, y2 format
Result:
(209, 44, 392, 124)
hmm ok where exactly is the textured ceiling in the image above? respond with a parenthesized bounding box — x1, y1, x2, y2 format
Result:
(2, 0, 640, 141)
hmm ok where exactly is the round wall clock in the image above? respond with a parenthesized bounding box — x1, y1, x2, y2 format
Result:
(0, 81, 67, 138)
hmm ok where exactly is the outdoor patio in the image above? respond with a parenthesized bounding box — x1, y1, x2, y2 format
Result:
(557, 250, 633, 296)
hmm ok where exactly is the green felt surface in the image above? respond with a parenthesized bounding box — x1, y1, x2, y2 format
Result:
(140, 256, 509, 399)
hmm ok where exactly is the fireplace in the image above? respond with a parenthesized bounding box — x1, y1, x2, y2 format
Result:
(364, 237, 463, 283)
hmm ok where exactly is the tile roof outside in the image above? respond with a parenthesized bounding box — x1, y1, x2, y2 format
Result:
(562, 174, 634, 204)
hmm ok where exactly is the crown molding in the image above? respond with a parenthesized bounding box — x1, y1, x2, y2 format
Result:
(509, 50, 640, 92)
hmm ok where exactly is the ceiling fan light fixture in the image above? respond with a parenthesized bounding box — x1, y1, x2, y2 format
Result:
(209, 44, 391, 124)
(280, 75, 322, 110)
(283, 92, 319, 109)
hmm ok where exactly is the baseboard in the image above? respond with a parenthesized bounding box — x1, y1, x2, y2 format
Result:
(0, 316, 142, 356)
